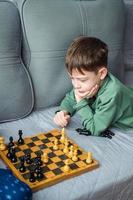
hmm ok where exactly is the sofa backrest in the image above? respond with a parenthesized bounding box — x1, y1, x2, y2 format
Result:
(0, 0, 126, 122)
(17, 0, 126, 110)
(0, 0, 33, 123)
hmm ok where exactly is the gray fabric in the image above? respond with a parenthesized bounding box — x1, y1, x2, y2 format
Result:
(123, 0, 133, 85)
(0, 1, 34, 122)
(18, 0, 125, 109)
(0, 107, 133, 200)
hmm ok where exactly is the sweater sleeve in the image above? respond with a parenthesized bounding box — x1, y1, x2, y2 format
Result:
(75, 96, 119, 136)
(59, 90, 77, 116)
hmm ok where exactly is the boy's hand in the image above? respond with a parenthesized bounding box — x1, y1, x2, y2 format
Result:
(53, 110, 71, 127)
(75, 84, 99, 102)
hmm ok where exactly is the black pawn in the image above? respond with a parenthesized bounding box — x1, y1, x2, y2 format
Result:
(19, 157, 26, 173)
(7, 147, 13, 159)
(36, 171, 44, 180)
(10, 147, 17, 163)
(8, 136, 14, 148)
(18, 130, 24, 145)
(29, 171, 36, 182)
(25, 153, 32, 164)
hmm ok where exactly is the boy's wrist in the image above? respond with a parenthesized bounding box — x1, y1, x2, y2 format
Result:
(55, 110, 71, 116)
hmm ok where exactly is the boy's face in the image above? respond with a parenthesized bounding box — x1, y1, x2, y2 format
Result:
(69, 67, 107, 98)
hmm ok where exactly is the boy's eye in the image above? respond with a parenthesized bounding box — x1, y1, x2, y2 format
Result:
(80, 79, 88, 82)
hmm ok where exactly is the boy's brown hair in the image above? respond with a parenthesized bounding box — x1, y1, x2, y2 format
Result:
(65, 36, 108, 74)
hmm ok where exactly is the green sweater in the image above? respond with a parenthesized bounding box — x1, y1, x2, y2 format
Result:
(60, 73, 133, 136)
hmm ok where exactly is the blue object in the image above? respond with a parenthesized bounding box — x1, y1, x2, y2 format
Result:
(0, 168, 32, 200)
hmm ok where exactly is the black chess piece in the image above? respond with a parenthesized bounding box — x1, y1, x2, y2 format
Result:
(29, 170, 36, 182)
(19, 157, 26, 172)
(10, 147, 17, 163)
(7, 147, 13, 159)
(18, 130, 24, 145)
(8, 136, 14, 148)
(25, 153, 32, 164)
(36, 155, 43, 166)
(36, 170, 44, 180)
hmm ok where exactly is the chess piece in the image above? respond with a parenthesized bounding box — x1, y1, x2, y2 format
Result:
(19, 157, 26, 172)
(10, 147, 17, 163)
(64, 159, 70, 172)
(53, 138, 58, 150)
(68, 145, 74, 158)
(72, 149, 78, 162)
(86, 152, 93, 164)
(25, 153, 32, 164)
(29, 170, 36, 182)
(18, 130, 24, 145)
(8, 136, 14, 148)
(60, 128, 65, 143)
(36, 168, 44, 180)
(42, 152, 48, 163)
(63, 138, 69, 153)
(0, 136, 6, 151)
(36, 155, 43, 166)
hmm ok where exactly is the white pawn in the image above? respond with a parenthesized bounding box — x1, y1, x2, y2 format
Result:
(72, 149, 78, 161)
(68, 145, 74, 158)
(42, 152, 48, 163)
(64, 159, 70, 172)
(60, 128, 65, 143)
(63, 138, 69, 153)
(0, 136, 6, 151)
(53, 138, 58, 150)
(86, 152, 92, 164)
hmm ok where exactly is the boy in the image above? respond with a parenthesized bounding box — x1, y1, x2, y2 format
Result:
(54, 36, 133, 136)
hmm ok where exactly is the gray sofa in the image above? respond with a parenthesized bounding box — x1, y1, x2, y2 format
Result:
(0, 0, 133, 200)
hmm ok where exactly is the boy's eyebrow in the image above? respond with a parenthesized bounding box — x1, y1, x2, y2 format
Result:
(69, 74, 89, 80)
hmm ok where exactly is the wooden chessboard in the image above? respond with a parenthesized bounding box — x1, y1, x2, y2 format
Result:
(0, 129, 99, 191)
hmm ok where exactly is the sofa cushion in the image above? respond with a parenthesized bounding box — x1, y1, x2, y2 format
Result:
(0, 1, 34, 122)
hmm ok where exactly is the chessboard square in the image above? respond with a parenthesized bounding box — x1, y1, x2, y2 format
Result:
(48, 163, 58, 170)
(37, 134, 46, 140)
(38, 144, 47, 150)
(48, 152, 56, 158)
(27, 142, 35, 148)
(44, 148, 52, 154)
(69, 163, 79, 170)
(45, 171, 55, 179)
(56, 161, 65, 168)
(77, 149, 82, 155)
(79, 154, 87, 160)
(31, 152, 37, 158)
(23, 149, 32, 155)
(59, 154, 68, 160)
(46, 143, 53, 148)
(34, 150, 42, 156)
(41, 138, 50, 143)
(34, 140, 44, 146)
(51, 156, 61, 163)
(19, 144, 29, 150)
(53, 168, 63, 175)
(46, 132, 53, 138)
(76, 160, 87, 168)
(32, 136, 39, 141)
(15, 147, 21, 152)
(24, 138, 33, 144)
(54, 150, 63, 156)
(16, 151, 25, 157)
(31, 146, 40, 152)
(42, 166, 50, 173)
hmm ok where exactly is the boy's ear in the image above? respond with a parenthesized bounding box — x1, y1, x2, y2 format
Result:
(98, 67, 108, 80)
